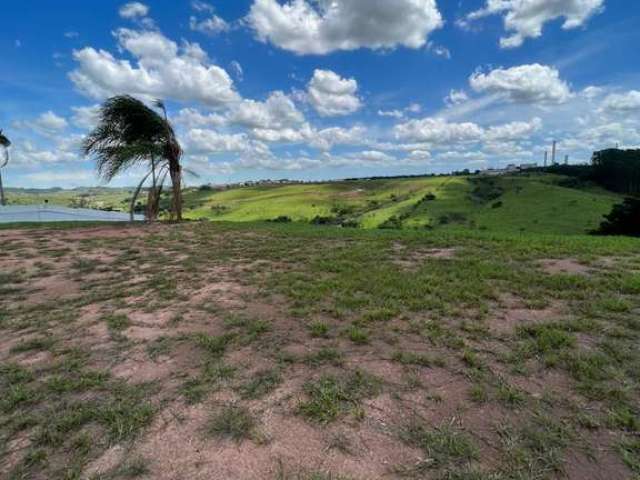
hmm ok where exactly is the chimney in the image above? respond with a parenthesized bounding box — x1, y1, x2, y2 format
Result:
(544, 150, 548, 167)
(551, 141, 557, 164)
(564, 155, 569, 165)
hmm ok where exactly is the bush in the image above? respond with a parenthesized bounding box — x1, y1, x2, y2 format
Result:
(310, 215, 339, 225)
(268, 216, 292, 223)
(378, 216, 403, 229)
(593, 198, 640, 237)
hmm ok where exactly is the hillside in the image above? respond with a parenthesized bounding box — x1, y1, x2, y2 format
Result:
(183, 173, 622, 235)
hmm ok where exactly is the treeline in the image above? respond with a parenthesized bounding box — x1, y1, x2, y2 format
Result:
(591, 149, 640, 196)
(536, 149, 640, 196)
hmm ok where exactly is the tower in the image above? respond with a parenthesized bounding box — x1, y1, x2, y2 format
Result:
(551, 141, 557, 164)
(544, 151, 548, 167)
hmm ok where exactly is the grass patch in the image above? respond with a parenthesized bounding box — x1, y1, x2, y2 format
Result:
(206, 405, 256, 442)
(298, 370, 382, 423)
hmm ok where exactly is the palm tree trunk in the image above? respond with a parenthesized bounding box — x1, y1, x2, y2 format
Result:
(0, 169, 5, 206)
(169, 162, 182, 221)
(130, 169, 154, 222)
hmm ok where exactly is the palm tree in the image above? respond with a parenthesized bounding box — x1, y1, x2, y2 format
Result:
(0, 129, 10, 206)
(82, 95, 184, 221)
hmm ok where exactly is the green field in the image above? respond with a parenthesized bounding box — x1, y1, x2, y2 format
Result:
(182, 173, 621, 235)
(4, 173, 623, 236)
(4, 187, 132, 211)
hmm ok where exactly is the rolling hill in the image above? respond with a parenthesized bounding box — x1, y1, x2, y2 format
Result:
(182, 173, 622, 235)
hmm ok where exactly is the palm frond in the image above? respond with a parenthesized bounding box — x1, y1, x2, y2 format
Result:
(0, 130, 10, 148)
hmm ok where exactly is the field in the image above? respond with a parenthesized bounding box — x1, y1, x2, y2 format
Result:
(182, 174, 622, 235)
(6, 173, 623, 236)
(1, 221, 640, 479)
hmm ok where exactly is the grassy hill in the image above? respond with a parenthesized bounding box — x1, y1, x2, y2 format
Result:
(4, 173, 622, 235)
(183, 173, 622, 235)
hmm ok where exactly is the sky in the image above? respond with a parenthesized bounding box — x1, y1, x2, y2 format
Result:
(1, 0, 639, 188)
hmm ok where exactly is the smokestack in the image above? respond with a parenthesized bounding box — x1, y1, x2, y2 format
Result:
(544, 151, 548, 167)
(551, 141, 557, 164)
(564, 155, 569, 165)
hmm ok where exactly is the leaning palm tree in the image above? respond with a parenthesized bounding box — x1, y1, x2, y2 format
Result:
(0, 129, 10, 206)
(82, 95, 184, 221)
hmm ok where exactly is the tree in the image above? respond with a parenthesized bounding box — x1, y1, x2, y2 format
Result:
(82, 95, 184, 221)
(592, 197, 640, 237)
(0, 129, 10, 206)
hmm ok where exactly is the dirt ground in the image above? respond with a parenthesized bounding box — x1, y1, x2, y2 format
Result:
(1, 223, 638, 480)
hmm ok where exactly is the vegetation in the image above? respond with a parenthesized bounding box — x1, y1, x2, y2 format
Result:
(0, 128, 10, 206)
(82, 95, 184, 221)
(594, 197, 640, 237)
(1, 220, 639, 478)
(592, 148, 640, 195)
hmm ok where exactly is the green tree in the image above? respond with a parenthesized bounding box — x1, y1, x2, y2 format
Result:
(0, 129, 10, 206)
(82, 95, 184, 221)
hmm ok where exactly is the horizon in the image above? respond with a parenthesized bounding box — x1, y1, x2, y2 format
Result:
(1, 0, 640, 189)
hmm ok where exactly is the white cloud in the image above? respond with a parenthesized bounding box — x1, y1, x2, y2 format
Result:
(191, 1, 215, 13)
(394, 117, 485, 144)
(469, 64, 571, 104)
(394, 116, 543, 146)
(461, 0, 605, 48)
(601, 90, 640, 112)
(247, 0, 443, 55)
(119, 2, 149, 19)
(307, 69, 362, 116)
(71, 105, 100, 129)
(231, 91, 305, 130)
(581, 85, 604, 100)
(351, 150, 396, 163)
(378, 109, 405, 119)
(190, 15, 230, 35)
(70, 28, 240, 107)
(35, 111, 68, 131)
(174, 108, 227, 129)
(445, 89, 469, 106)
(486, 117, 542, 141)
(230, 61, 244, 81)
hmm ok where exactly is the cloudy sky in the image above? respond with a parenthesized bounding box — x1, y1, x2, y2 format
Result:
(1, 0, 639, 188)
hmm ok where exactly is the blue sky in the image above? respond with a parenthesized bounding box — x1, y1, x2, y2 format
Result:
(1, 0, 639, 188)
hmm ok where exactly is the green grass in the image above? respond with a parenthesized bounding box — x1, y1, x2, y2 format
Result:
(298, 370, 382, 424)
(176, 173, 622, 235)
(206, 405, 256, 442)
(2, 215, 639, 479)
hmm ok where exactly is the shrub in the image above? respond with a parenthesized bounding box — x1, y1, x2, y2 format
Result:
(378, 216, 403, 229)
(593, 198, 640, 237)
(269, 215, 292, 223)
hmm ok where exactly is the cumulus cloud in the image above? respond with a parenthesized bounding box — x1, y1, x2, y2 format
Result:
(119, 2, 149, 19)
(394, 116, 543, 146)
(486, 118, 542, 141)
(35, 111, 68, 131)
(461, 0, 605, 48)
(394, 117, 484, 144)
(70, 28, 239, 107)
(71, 105, 100, 129)
(469, 64, 571, 104)
(174, 108, 227, 129)
(445, 89, 469, 106)
(190, 15, 230, 35)
(601, 90, 640, 112)
(230, 91, 305, 130)
(307, 69, 362, 116)
(247, 0, 443, 55)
